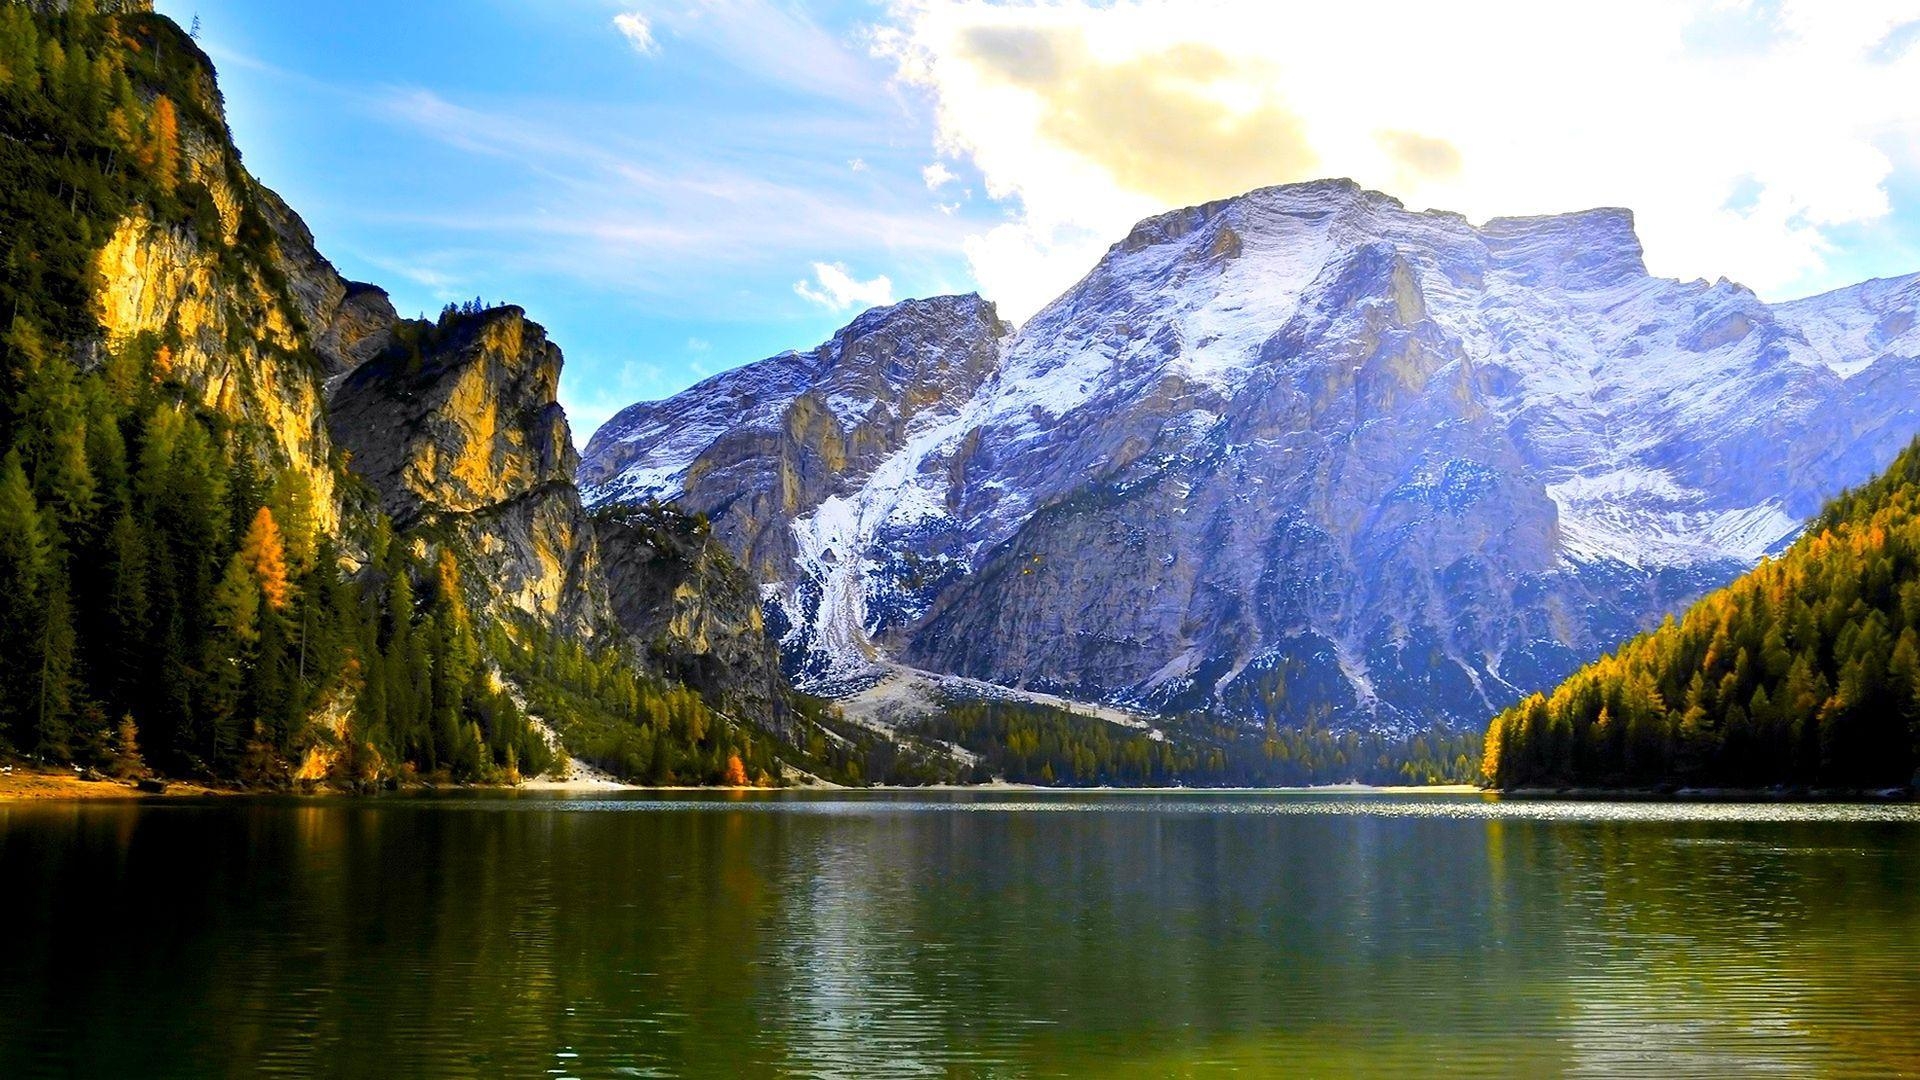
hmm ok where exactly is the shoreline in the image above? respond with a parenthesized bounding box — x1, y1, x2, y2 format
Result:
(0, 770, 1484, 803)
(1497, 785, 1916, 802)
(7, 765, 1909, 804)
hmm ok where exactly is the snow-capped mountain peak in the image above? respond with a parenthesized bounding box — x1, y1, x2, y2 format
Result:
(582, 180, 1920, 731)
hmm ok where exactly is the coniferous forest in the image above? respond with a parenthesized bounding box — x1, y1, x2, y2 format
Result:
(871, 698, 1481, 787)
(1483, 439, 1920, 791)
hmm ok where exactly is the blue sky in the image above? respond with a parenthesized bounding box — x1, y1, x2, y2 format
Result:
(154, 0, 1001, 437)
(152, 1, 1920, 442)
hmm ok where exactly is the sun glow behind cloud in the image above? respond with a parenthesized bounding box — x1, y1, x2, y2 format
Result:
(876, 0, 1920, 320)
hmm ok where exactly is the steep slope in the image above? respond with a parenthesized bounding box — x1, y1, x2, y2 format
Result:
(1484, 439, 1920, 790)
(0, 3, 810, 786)
(328, 306, 612, 642)
(593, 502, 790, 730)
(582, 293, 1009, 676)
(584, 180, 1920, 732)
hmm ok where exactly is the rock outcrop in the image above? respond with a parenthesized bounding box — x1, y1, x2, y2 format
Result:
(595, 504, 790, 729)
(59, 6, 794, 731)
(582, 294, 1009, 582)
(328, 308, 614, 641)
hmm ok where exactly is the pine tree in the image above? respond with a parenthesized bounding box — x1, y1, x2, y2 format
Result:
(0, 452, 50, 752)
(144, 94, 179, 195)
(33, 580, 79, 758)
(109, 713, 145, 780)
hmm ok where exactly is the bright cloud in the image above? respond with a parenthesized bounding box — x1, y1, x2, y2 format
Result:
(875, 0, 1920, 320)
(794, 261, 896, 311)
(922, 161, 957, 189)
(612, 12, 658, 55)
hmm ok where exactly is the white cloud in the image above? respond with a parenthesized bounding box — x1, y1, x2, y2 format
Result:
(922, 161, 957, 189)
(875, 0, 1920, 320)
(612, 12, 658, 55)
(794, 261, 896, 311)
(849, 157, 870, 171)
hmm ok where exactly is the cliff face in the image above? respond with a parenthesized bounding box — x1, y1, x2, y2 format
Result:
(69, 25, 614, 655)
(0, 4, 801, 783)
(327, 308, 613, 641)
(581, 294, 1009, 677)
(581, 295, 1009, 587)
(594, 504, 790, 729)
(90, 143, 354, 540)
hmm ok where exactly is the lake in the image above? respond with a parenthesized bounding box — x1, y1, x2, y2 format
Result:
(2, 790, 1917, 1077)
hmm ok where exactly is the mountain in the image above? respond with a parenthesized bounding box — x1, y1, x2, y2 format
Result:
(0, 3, 828, 787)
(1483, 439, 1920, 790)
(582, 179, 1920, 733)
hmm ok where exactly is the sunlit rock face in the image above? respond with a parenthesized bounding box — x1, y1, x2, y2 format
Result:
(583, 179, 1920, 732)
(329, 307, 612, 641)
(56, 4, 798, 751)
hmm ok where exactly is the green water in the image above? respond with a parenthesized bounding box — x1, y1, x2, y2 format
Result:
(2, 791, 1917, 1077)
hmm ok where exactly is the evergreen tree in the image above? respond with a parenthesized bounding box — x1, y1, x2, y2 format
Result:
(0, 452, 50, 753)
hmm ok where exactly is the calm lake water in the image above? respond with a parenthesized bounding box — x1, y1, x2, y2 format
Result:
(2, 790, 1918, 1078)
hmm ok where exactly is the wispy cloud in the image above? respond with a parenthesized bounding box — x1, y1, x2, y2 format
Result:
(366, 87, 973, 311)
(794, 262, 894, 311)
(638, 0, 884, 106)
(612, 12, 658, 55)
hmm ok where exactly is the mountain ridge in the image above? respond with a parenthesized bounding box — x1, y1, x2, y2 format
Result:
(582, 178, 1920, 733)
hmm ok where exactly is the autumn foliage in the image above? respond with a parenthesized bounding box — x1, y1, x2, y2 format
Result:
(1483, 439, 1920, 790)
(239, 506, 291, 611)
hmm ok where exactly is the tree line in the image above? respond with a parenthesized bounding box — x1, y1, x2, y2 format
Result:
(1483, 439, 1920, 790)
(896, 699, 1482, 787)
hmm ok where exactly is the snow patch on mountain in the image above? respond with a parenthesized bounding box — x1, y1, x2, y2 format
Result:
(1548, 468, 1798, 568)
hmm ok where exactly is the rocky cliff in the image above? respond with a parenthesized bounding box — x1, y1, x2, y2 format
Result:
(582, 180, 1920, 733)
(582, 294, 1009, 677)
(0, 4, 801, 782)
(328, 307, 613, 642)
(594, 502, 790, 729)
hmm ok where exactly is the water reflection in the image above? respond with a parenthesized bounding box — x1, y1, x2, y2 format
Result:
(0, 792, 1915, 1077)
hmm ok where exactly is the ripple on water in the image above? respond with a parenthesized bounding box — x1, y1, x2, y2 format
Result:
(514, 792, 1920, 825)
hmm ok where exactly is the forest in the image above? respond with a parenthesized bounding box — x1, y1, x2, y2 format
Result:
(892, 698, 1482, 787)
(1482, 439, 1920, 790)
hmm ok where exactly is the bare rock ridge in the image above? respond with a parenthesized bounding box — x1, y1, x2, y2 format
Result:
(581, 293, 1009, 586)
(595, 503, 792, 733)
(581, 178, 1920, 733)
